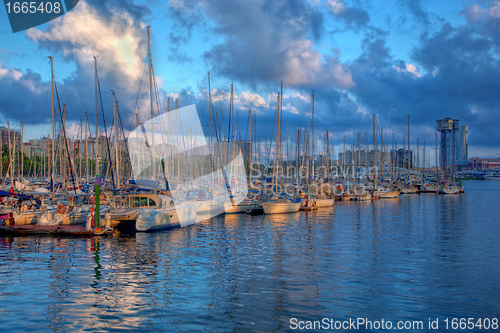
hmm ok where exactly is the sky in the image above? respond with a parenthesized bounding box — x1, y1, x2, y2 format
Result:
(1, 0, 500, 163)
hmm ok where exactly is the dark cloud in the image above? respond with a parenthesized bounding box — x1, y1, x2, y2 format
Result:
(169, 0, 340, 89)
(326, 0, 370, 29)
(399, 0, 430, 26)
(345, 18, 500, 148)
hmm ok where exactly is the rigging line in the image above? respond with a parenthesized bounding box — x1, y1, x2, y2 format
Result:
(53, 80, 78, 195)
(116, 102, 132, 174)
(130, 62, 147, 131)
(96, 74, 116, 191)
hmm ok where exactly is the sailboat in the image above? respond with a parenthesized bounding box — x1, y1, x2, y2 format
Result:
(262, 86, 301, 214)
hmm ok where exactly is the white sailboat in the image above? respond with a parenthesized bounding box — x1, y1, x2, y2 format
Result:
(262, 87, 300, 215)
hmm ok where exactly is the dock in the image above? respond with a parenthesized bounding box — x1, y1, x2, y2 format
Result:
(0, 225, 112, 237)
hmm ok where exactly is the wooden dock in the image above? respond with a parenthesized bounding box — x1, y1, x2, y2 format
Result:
(0, 225, 112, 237)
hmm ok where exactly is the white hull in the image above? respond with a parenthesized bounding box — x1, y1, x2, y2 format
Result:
(262, 202, 301, 214)
(485, 176, 500, 180)
(374, 190, 401, 198)
(136, 205, 198, 231)
(314, 198, 334, 207)
(400, 187, 418, 194)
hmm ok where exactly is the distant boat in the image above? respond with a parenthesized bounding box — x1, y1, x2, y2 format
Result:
(484, 172, 500, 180)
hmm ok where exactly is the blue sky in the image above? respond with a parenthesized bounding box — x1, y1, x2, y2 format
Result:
(1, 0, 500, 162)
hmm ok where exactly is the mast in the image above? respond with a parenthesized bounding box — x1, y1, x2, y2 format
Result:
(208, 72, 212, 150)
(231, 84, 235, 143)
(372, 114, 376, 182)
(79, 119, 83, 181)
(7, 122, 13, 188)
(62, 105, 66, 188)
(94, 56, 98, 176)
(408, 114, 411, 184)
(147, 25, 155, 179)
(326, 129, 330, 182)
(249, 108, 252, 180)
(85, 111, 89, 184)
(312, 90, 315, 180)
(274, 92, 281, 196)
(49, 56, 55, 196)
(21, 121, 23, 179)
(113, 91, 120, 188)
(176, 99, 179, 185)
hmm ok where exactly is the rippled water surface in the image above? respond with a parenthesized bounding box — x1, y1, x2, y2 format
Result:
(1, 181, 499, 332)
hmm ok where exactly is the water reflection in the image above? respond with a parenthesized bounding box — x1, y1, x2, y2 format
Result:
(0, 182, 499, 331)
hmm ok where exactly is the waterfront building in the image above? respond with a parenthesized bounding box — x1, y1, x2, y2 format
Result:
(467, 157, 500, 171)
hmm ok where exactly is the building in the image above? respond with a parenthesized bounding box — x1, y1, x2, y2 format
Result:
(437, 117, 460, 174)
(338, 149, 391, 167)
(467, 157, 500, 171)
(0, 126, 22, 151)
(457, 125, 468, 162)
(391, 148, 414, 168)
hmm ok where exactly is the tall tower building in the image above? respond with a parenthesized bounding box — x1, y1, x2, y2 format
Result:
(437, 117, 459, 175)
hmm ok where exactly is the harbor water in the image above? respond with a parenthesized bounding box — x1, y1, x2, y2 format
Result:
(1, 181, 499, 332)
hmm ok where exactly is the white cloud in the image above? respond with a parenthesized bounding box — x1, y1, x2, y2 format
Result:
(0, 66, 22, 80)
(465, 4, 487, 21)
(26, 1, 146, 85)
(395, 63, 421, 77)
(326, 0, 346, 15)
(281, 40, 354, 88)
(488, 1, 500, 18)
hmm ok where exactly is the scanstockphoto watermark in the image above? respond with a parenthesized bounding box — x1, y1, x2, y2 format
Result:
(248, 163, 379, 181)
(290, 317, 499, 331)
(290, 318, 425, 330)
(127, 104, 247, 226)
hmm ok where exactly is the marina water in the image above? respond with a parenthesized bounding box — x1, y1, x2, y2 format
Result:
(1, 181, 499, 332)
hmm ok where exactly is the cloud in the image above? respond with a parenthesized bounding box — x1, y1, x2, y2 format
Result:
(0, 0, 152, 131)
(463, 4, 487, 22)
(167, 0, 353, 89)
(325, 0, 370, 29)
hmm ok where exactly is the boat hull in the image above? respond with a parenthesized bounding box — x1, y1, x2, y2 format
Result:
(314, 198, 335, 207)
(262, 202, 301, 214)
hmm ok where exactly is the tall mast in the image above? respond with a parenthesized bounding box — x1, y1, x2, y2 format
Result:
(62, 105, 66, 188)
(94, 56, 99, 176)
(312, 90, 315, 180)
(176, 99, 179, 185)
(85, 111, 89, 184)
(408, 114, 411, 183)
(21, 121, 23, 179)
(147, 25, 155, 179)
(373, 114, 376, 181)
(79, 119, 83, 181)
(274, 93, 281, 195)
(231, 84, 235, 143)
(435, 130, 438, 178)
(208, 72, 212, 150)
(113, 91, 120, 188)
(249, 108, 252, 180)
(49, 56, 55, 195)
(7, 122, 13, 188)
